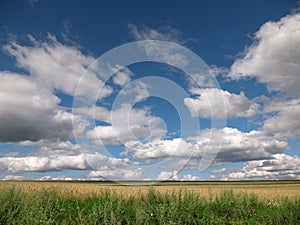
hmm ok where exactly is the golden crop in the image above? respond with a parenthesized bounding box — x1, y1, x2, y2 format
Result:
(1, 180, 299, 201)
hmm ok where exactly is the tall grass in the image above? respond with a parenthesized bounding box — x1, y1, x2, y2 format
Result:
(0, 187, 299, 224)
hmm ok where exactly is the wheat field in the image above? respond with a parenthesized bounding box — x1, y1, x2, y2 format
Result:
(1, 180, 299, 201)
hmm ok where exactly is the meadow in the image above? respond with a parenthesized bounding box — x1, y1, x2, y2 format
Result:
(0, 181, 299, 224)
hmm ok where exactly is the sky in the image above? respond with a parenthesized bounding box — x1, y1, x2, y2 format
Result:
(0, 0, 299, 181)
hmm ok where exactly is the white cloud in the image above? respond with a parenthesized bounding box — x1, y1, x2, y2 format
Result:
(3, 34, 112, 99)
(221, 154, 300, 180)
(2, 175, 26, 180)
(83, 153, 143, 180)
(128, 24, 186, 44)
(157, 170, 200, 181)
(263, 98, 300, 139)
(209, 65, 230, 77)
(84, 152, 140, 169)
(230, 12, 300, 98)
(33, 141, 81, 156)
(125, 138, 194, 159)
(125, 127, 288, 163)
(184, 88, 259, 119)
(86, 168, 143, 180)
(0, 154, 88, 173)
(119, 81, 150, 102)
(210, 128, 288, 162)
(210, 167, 238, 174)
(128, 24, 191, 69)
(0, 147, 144, 180)
(87, 104, 166, 145)
(188, 72, 219, 89)
(40, 176, 74, 181)
(112, 64, 133, 86)
(0, 72, 84, 143)
(0, 71, 58, 109)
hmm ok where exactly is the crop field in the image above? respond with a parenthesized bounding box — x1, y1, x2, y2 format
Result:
(0, 181, 299, 224)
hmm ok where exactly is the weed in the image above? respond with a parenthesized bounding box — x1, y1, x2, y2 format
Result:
(0, 186, 299, 224)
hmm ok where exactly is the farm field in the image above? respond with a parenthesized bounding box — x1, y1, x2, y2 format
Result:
(1, 180, 299, 200)
(0, 181, 299, 224)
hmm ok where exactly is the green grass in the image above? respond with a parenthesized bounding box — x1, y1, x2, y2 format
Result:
(0, 187, 299, 225)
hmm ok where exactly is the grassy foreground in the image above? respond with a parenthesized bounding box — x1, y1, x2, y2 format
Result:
(0, 187, 299, 225)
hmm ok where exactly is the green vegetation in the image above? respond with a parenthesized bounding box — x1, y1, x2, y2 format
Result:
(0, 187, 299, 225)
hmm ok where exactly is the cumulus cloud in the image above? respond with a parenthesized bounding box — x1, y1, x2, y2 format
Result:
(0, 142, 149, 180)
(33, 141, 81, 156)
(0, 154, 88, 173)
(74, 80, 151, 122)
(86, 168, 143, 180)
(220, 154, 300, 180)
(125, 127, 288, 163)
(3, 34, 112, 99)
(230, 12, 300, 98)
(119, 81, 150, 102)
(157, 170, 200, 181)
(84, 152, 140, 169)
(209, 128, 288, 162)
(184, 88, 259, 119)
(0, 72, 84, 143)
(87, 104, 166, 145)
(2, 175, 26, 180)
(125, 138, 194, 159)
(263, 98, 300, 139)
(83, 153, 143, 180)
(40, 176, 74, 181)
(112, 64, 133, 86)
(227, 10, 300, 142)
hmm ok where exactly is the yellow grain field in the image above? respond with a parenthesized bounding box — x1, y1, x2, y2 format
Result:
(1, 181, 299, 201)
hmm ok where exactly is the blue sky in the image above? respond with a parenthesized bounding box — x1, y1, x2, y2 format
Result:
(0, 0, 299, 181)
